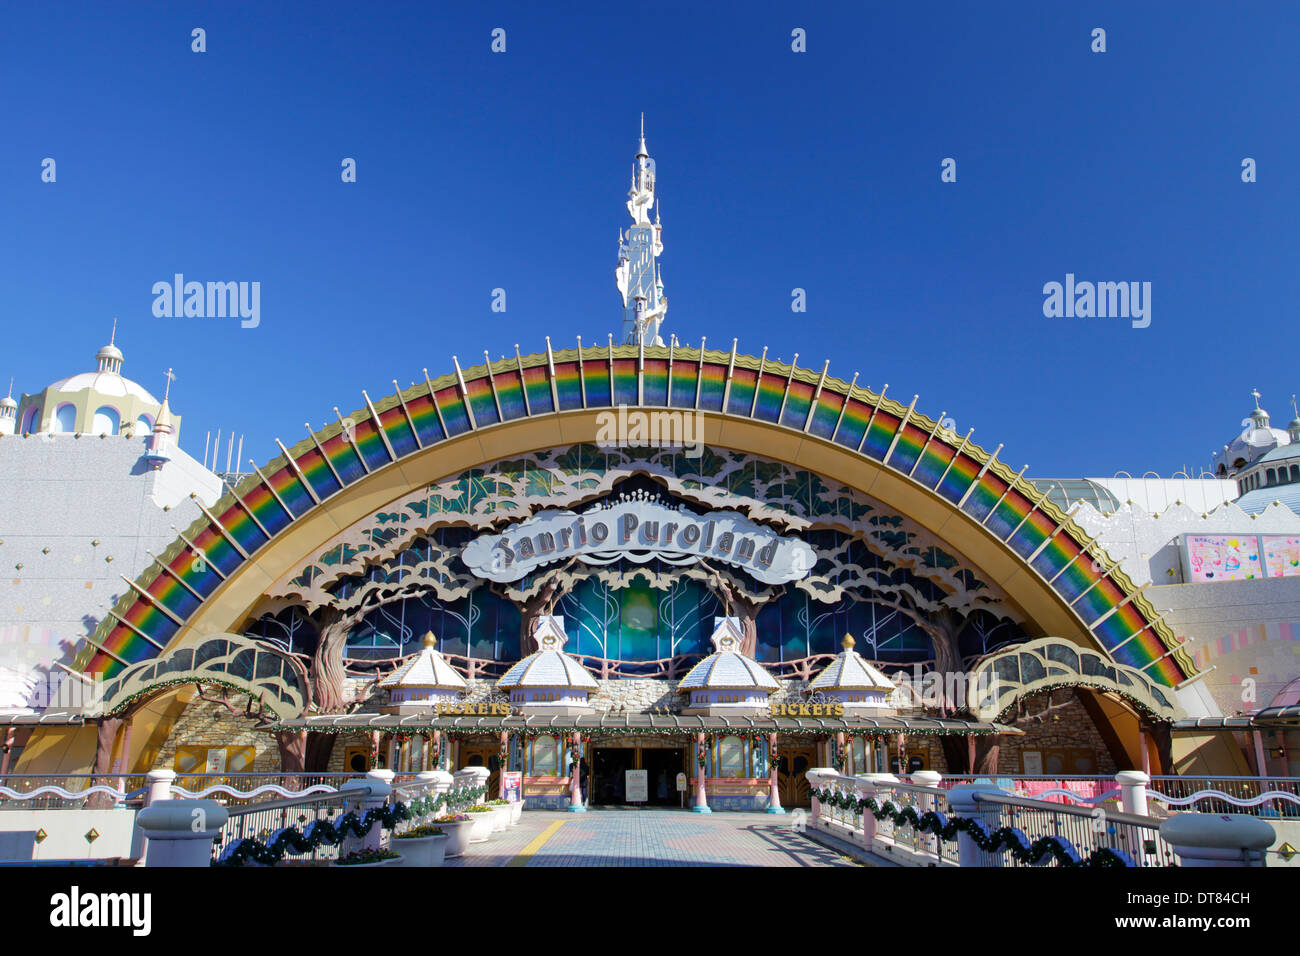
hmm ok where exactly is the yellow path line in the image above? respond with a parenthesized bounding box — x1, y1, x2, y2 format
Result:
(506, 820, 567, 867)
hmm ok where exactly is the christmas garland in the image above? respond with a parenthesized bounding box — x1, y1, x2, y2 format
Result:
(808, 787, 1136, 869)
(213, 784, 485, 867)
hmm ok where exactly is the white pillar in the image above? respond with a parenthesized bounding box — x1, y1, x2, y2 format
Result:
(911, 770, 943, 858)
(946, 784, 1004, 867)
(1159, 813, 1275, 867)
(137, 799, 228, 867)
(415, 769, 454, 817)
(1115, 770, 1150, 816)
(144, 769, 176, 806)
(340, 769, 394, 855)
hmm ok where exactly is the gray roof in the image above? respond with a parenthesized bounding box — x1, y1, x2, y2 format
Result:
(1232, 485, 1300, 516)
(497, 649, 598, 690)
(679, 651, 780, 691)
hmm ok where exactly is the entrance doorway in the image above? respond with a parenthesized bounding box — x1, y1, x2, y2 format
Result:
(642, 748, 685, 806)
(589, 743, 689, 806)
(778, 748, 816, 808)
(592, 748, 635, 805)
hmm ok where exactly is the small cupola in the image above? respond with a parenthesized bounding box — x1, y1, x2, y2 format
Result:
(808, 634, 897, 714)
(496, 616, 597, 715)
(677, 617, 779, 715)
(379, 631, 468, 714)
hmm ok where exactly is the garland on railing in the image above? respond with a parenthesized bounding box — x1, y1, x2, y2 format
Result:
(808, 787, 1133, 869)
(214, 784, 486, 867)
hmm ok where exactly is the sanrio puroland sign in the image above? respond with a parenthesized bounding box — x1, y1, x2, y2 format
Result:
(461, 498, 815, 585)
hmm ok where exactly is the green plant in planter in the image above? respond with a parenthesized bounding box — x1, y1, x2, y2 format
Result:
(395, 824, 446, 839)
(435, 813, 470, 823)
(485, 799, 509, 806)
(464, 806, 494, 814)
(336, 848, 400, 866)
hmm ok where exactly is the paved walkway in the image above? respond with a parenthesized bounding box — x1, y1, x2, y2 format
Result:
(445, 809, 860, 867)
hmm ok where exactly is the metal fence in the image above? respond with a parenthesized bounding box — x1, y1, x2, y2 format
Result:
(969, 790, 1177, 867)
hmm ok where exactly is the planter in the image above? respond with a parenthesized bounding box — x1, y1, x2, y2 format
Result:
(488, 805, 510, 832)
(466, 811, 496, 843)
(393, 833, 448, 867)
(332, 855, 403, 868)
(439, 819, 474, 858)
(508, 800, 524, 825)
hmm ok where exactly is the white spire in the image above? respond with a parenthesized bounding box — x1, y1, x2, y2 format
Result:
(616, 116, 667, 346)
(96, 318, 124, 374)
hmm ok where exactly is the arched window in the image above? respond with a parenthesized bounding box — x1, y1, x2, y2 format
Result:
(53, 403, 76, 433)
(19, 405, 37, 434)
(1291, 465, 1299, 482)
(91, 406, 120, 436)
(135, 414, 154, 436)
(1266, 468, 1277, 486)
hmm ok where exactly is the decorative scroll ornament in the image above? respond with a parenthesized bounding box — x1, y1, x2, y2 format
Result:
(461, 493, 816, 585)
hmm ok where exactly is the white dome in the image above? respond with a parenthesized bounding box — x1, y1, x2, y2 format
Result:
(46, 371, 158, 404)
(0, 395, 16, 411)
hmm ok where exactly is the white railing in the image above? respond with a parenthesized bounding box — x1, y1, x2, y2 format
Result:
(935, 774, 1300, 818)
(802, 770, 1271, 868)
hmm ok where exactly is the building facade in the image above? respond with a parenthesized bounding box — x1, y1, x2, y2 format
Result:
(5, 127, 1298, 805)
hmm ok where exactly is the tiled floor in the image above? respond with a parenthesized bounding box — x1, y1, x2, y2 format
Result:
(445, 809, 860, 867)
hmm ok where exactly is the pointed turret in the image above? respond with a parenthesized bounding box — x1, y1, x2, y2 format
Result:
(0, 378, 16, 436)
(616, 116, 668, 346)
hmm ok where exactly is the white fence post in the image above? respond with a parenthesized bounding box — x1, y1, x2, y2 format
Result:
(1159, 814, 1275, 867)
(946, 784, 1004, 868)
(144, 769, 176, 806)
(1116, 770, 1149, 816)
(911, 770, 942, 858)
(806, 769, 835, 828)
(339, 769, 394, 856)
(137, 799, 228, 867)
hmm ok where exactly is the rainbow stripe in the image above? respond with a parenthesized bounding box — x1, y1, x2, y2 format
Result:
(668, 363, 699, 408)
(807, 391, 844, 440)
(698, 363, 727, 410)
(89, 346, 1192, 688)
(887, 423, 929, 473)
(780, 379, 814, 429)
(643, 359, 669, 406)
(552, 361, 583, 410)
(464, 376, 499, 427)
(752, 373, 786, 423)
(492, 371, 529, 422)
(860, 411, 899, 460)
(725, 368, 757, 416)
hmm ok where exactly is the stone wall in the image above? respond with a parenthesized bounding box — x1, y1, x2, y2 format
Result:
(150, 688, 278, 772)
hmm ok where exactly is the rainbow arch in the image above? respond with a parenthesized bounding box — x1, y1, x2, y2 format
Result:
(75, 341, 1198, 687)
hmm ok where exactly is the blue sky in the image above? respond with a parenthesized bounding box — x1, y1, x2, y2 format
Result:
(3, 1, 1297, 479)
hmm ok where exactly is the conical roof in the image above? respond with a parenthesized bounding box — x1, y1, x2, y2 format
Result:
(380, 632, 467, 691)
(678, 618, 779, 691)
(809, 635, 895, 692)
(497, 617, 597, 690)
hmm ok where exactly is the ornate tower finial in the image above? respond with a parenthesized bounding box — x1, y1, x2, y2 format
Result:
(1253, 387, 1262, 410)
(841, 633, 856, 650)
(615, 116, 667, 346)
(110, 317, 117, 346)
(161, 367, 175, 405)
(423, 630, 437, 649)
